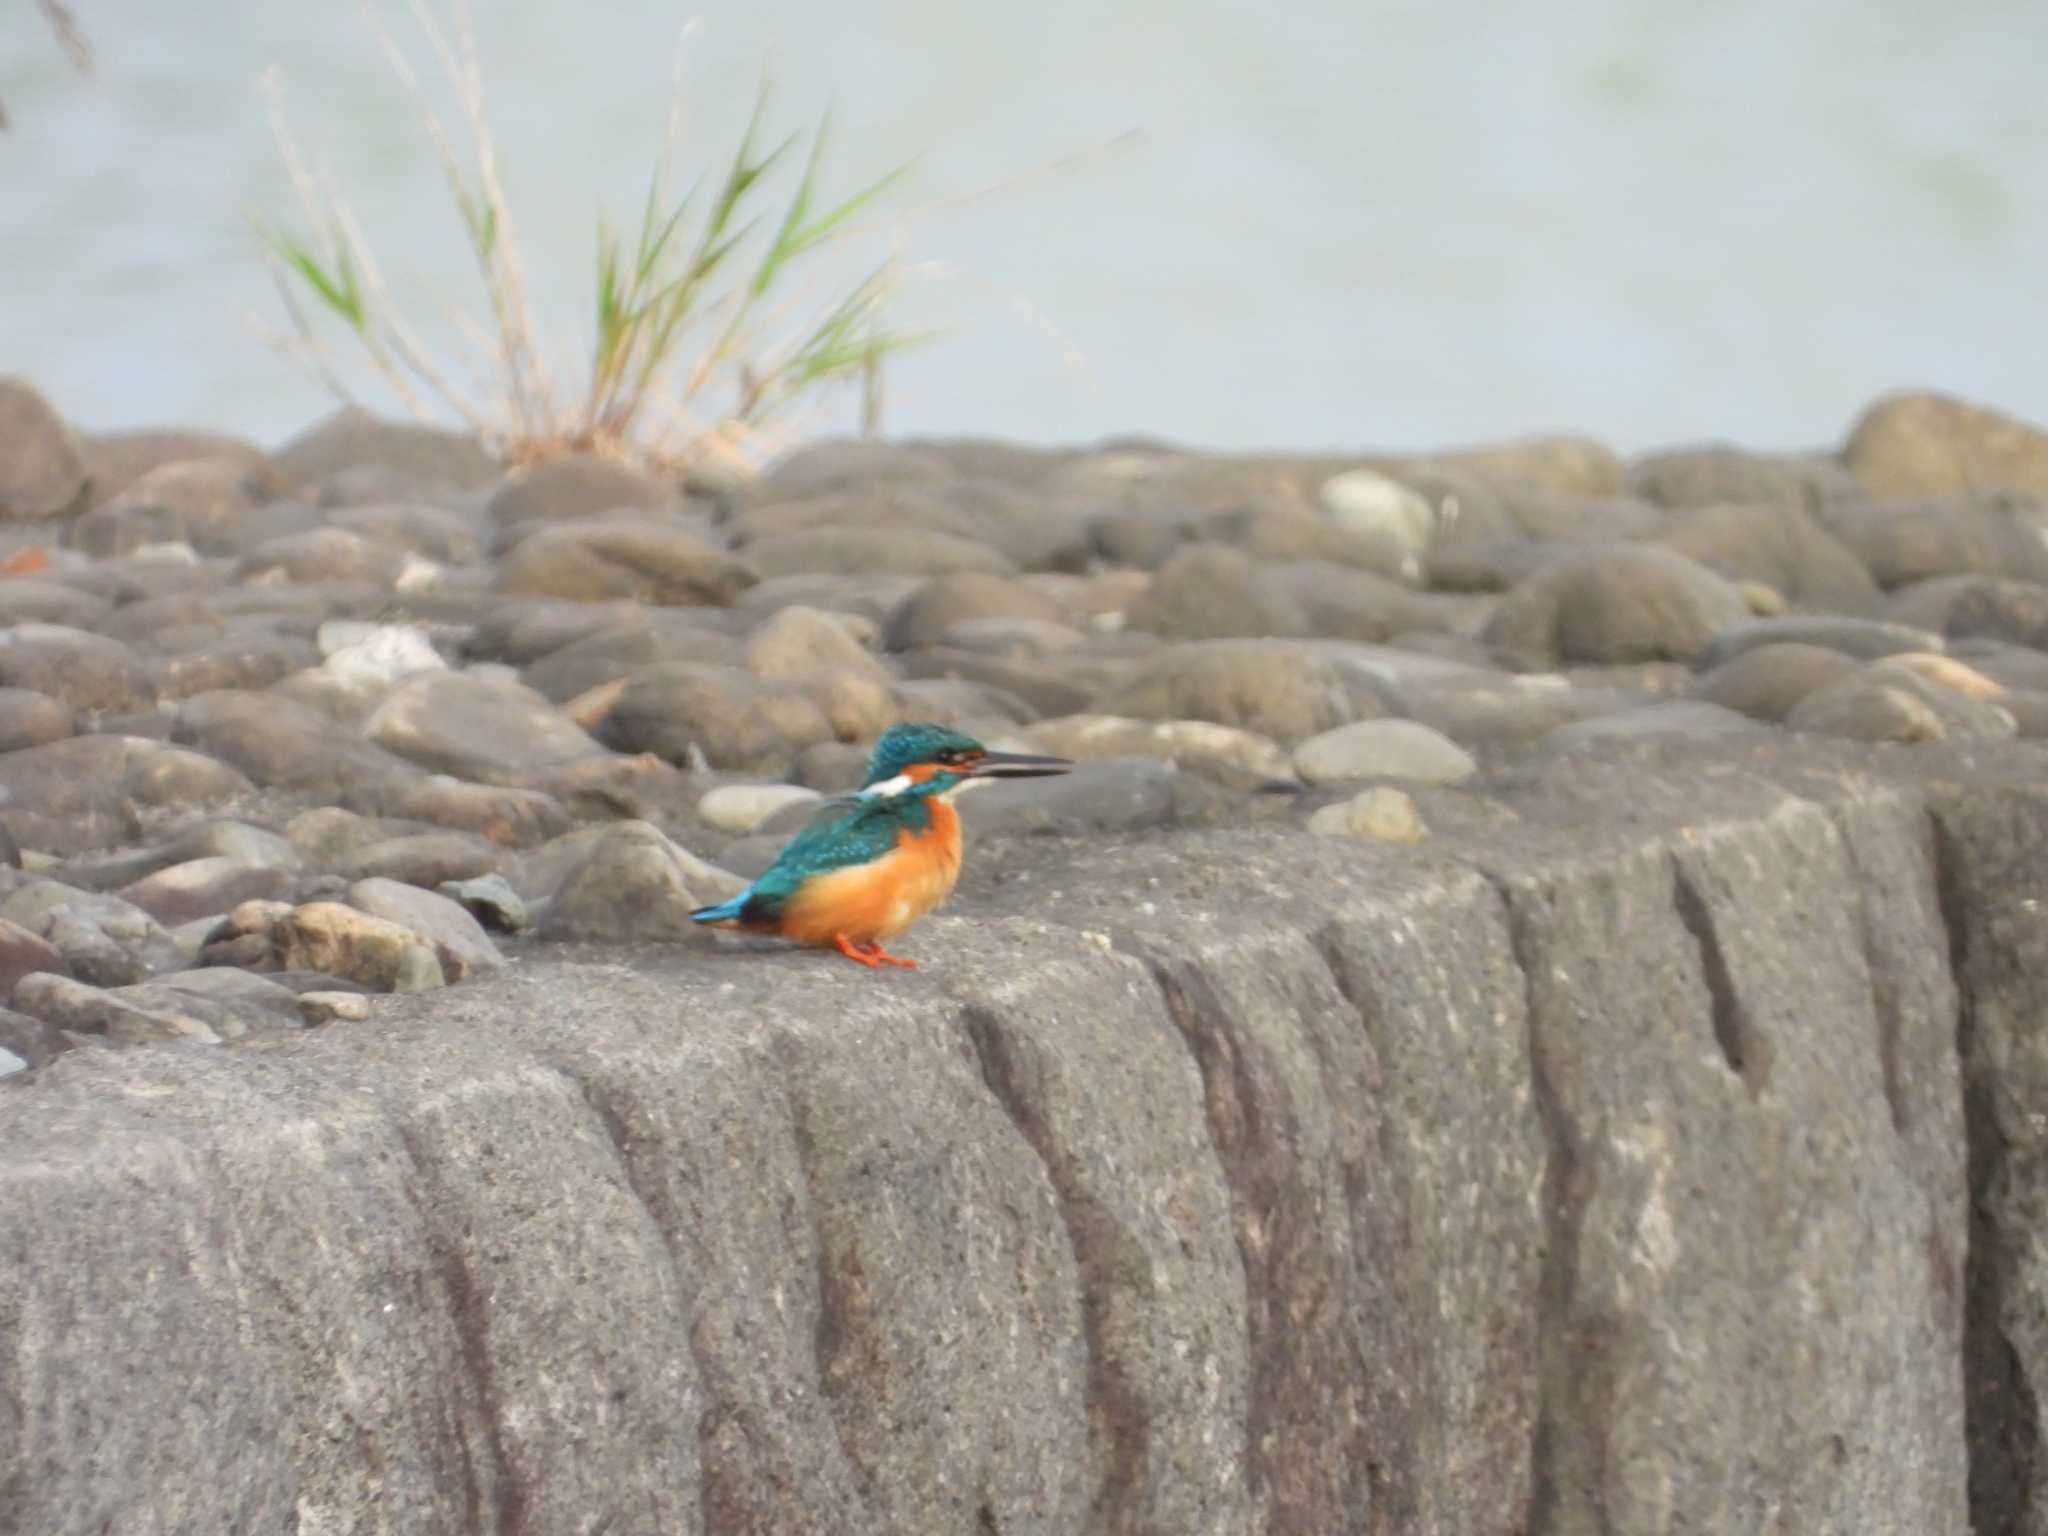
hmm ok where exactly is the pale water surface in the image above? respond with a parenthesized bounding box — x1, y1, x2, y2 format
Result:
(2, 0, 2043, 456)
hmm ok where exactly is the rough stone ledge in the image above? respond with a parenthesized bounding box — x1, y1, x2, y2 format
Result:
(5, 735, 2048, 1535)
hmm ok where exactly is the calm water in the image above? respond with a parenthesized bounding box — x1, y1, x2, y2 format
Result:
(3, 0, 2044, 457)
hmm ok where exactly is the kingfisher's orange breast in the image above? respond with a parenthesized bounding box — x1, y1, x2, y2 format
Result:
(777, 799, 963, 946)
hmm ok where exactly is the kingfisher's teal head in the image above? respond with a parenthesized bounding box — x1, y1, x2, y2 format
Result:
(861, 722, 1071, 799)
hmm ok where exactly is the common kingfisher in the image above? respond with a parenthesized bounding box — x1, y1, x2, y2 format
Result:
(689, 722, 1072, 968)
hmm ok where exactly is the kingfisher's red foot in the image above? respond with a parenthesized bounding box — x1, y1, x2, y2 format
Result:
(831, 934, 882, 967)
(830, 934, 917, 969)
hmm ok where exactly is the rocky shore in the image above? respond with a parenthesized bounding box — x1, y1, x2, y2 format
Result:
(0, 379, 2045, 1064)
(6, 378, 2048, 1531)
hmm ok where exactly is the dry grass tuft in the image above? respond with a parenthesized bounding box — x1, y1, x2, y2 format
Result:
(252, 0, 927, 474)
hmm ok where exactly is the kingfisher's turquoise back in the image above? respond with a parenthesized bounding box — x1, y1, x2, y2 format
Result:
(708, 790, 939, 925)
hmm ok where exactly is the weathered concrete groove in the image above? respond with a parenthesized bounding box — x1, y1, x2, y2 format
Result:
(388, 1115, 531, 1536)
(184, 1059, 557, 1536)
(1850, 793, 1952, 1119)
(1813, 781, 1973, 1536)
(1829, 788, 1967, 1316)
(506, 989, 883, 1536)
(231, 1186, 429, 1536)
(1137, 932, 1377, 1536)
(1668, 855, 1762, 1094)
(957, 1002, 1138, 1533)
(941, 936, 1245, 1535)
(781, 1079, 883, 1528)
(537, 1058, 713, 1536)
(688, 1310, 795, 1536)
(1930, 802, 2041, 1536)
(1244, 938, 1385, 1536)
(1475, 865, 1589, 1536)
(1295, 863, 1546, 1536)
(366, 1045, 708, 1536)
(1144, 959, 1286, 1527)
(1848, 831, 1914, 1141)
(1301, 923, 1420, 1535)
(1260, 936, 1378, 1535)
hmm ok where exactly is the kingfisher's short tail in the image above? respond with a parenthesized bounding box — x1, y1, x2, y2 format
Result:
(690, 890, 750, 925)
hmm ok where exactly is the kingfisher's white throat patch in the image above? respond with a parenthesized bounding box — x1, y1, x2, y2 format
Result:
(863, 772, 989, 801)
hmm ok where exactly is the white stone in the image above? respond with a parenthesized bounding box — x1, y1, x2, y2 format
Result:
(1317, 469, 1438, 561)
(132, 541, 200, 564)
(319, 624, 447, 688)
(698, 783, 823, 835)
(395, 554, 445, 592)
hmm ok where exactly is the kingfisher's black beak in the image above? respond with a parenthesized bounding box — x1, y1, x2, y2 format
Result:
(964, 751, 1072, 779)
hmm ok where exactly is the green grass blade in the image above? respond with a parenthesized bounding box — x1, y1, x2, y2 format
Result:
(750, 113, 830, 298)
(255, 217, 367, 331)
(759, 262, 928, 401)
(696, 84, 792, 255)
(791, 158, 912, 251)
(790, 324, 931, 386)
(750, 116, 911, 300)
(637, 191, 693, 285)
(594, 221, 626, 375)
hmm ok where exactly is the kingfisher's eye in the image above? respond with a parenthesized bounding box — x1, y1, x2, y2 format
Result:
(936, 749, 966, 766)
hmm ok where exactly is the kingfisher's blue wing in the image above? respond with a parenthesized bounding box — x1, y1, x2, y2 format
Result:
(721, 793, 928, 924)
